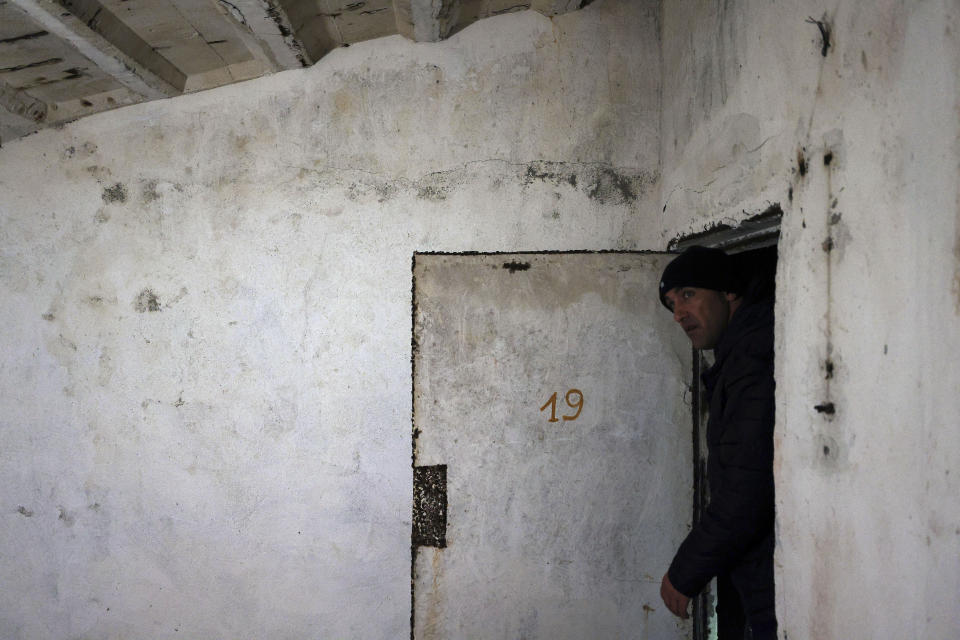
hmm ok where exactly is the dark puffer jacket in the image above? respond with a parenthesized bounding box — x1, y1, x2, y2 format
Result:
(667, 298, 776, 615)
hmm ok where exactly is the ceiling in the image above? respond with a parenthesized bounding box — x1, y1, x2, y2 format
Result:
(0, 0, 587, 145)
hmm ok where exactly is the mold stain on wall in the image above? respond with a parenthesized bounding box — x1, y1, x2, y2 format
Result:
(134, 289, 161, 313)
(293, 159, 653, 208)
(101, 182, 127, 203)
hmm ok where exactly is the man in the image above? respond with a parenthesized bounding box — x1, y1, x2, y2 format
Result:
(657, 246, 777, 639)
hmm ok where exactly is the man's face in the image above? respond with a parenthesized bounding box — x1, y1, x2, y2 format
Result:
(662, 286, 738, 349)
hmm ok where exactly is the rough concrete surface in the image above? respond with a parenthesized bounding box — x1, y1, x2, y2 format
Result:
(0, 2, 662, 639)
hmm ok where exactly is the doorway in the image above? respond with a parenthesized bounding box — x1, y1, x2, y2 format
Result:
(671, 207, 781, 640)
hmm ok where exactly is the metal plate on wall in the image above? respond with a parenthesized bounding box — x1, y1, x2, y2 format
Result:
(413, 252, 692, 640)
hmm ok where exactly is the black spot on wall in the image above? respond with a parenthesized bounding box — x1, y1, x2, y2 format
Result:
(806, 16, 832, 57)
(17, 506, 33, 517)
(134, 289, 161, 313)
(797, 149, 808, 176)
(814, 402, 835, 415)
(503, 261, 531, 273)
(102, 182, 127, 203)
(412, 465, 447, 548)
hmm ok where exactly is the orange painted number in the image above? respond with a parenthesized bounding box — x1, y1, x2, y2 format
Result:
(540, 389, 584, 422)
(540, 392, 559, 422)
(563, 389, 584, 421)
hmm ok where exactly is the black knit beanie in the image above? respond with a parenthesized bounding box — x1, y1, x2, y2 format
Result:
(658, 246, 743, 310)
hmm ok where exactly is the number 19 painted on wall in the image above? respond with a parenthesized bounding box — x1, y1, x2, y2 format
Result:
(539, 389, 584, 422)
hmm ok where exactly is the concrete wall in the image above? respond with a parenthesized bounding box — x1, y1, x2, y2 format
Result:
(3, 0, 959, 637)
(0, 2, 662, 638)
(661, 1, 960, 638)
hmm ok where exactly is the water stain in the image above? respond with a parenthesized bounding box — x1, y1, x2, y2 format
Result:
(415, 176, 451, 202)
(58, 506, 75, 526)
(523, 161, 578, 188)
(587, 167, 645, 205)
(134, 289, 161, 313)
(141, 179, 160, 203)
(522, 161, 648, 205)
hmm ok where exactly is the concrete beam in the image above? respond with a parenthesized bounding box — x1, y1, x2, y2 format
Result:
(1, 1, 150, 133)
(0, 79, 47, 124)
(278, 0, 399, 61)
(225, 0, 311, 68)
(56, 0, 272, 92)
(8, 0, 175, 99)
(531, 0, 582, 17)
(393, 0, 459, 42)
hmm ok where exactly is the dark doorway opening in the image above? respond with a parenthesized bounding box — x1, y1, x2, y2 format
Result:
(669, 206, 781, 640)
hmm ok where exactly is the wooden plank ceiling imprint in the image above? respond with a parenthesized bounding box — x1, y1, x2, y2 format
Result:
(0, 0, 586, 144)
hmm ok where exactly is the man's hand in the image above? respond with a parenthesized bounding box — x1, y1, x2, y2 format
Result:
(660, 572, 690, 619)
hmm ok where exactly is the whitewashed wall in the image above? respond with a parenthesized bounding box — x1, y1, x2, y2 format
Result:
(4, 0, 958, 637)
(661, 1, 960, 638)
(0, 2, 662, 638)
